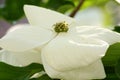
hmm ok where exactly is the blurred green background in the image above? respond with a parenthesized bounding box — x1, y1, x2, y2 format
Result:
(0, 0, 120, 37)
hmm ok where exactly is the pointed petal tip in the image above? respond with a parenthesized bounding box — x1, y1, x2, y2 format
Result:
(23, 5, 76, 29)
(24, 5, 31, 11)
(24, 4, 41, 10)
(24, 5, 34, 9)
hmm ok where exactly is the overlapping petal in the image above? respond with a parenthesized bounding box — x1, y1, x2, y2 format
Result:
(24, 5, 76, 30)
(41, 33, 109, 71)
(69, 26, 120, 44)
(0, 24, 56, 52)
(0, 49, 41, 66)
(42, 53, 105, 80)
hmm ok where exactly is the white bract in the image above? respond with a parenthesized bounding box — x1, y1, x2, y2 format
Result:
(0, 5, 120, 80)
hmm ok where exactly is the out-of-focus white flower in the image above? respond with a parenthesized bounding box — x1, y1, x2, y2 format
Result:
(74, 7, 104, 26)
(0, 5, 120, 80)
(115, 0, 120, 3)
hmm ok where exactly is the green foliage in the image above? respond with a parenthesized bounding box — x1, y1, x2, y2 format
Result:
(0, 0, 74, 22)
(102, 42, 120, 79)
(0, 0, 43, 22)
(45, 0, 74, 13)
(57, 4, 74, 13)
(1, 0, 24, 21)
(0, 62, 45, 80)
(30, 74, 53, 80)
(115, 58, 120, 79)
(0, 0, 118, 22)
(113, 26, 120, 33)
(81, 0, 110, 9)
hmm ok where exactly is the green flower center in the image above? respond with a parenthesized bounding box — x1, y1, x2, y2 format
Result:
(53, 21, 69, 33)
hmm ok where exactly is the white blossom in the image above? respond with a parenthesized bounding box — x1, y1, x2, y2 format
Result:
(0, 5, 120, 80)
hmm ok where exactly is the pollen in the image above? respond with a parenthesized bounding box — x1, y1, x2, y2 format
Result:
(53, 21, 69, 33)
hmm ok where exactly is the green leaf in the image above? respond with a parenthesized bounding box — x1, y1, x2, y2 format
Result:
(0, 0, 43, 22)
(115, 58, 120, 78)
(25, 0, 43, 6)
(57, 4, 74, 13)
(102, 42, 120, 79)
(103, 66, 120, 80)
(0, 62, 44, 80)
(102, 42, 120, 66)
(1, 0, 25, 21)
(113, 26, 120, 33)
(45, 0, 74, 13)
(81, 0, 111, 10)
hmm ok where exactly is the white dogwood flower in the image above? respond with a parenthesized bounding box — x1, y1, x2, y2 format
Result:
(0, 5, 120, 80)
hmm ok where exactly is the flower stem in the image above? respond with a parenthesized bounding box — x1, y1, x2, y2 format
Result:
(69, 0, 85, 17)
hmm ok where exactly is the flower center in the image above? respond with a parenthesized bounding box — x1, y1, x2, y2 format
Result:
(53, 21, 69, 33)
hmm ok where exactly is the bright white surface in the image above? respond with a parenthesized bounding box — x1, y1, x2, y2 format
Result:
(42, 34, 108, 71)
(42, 53, 106, 80)
(115, 0, 120, 3)
(24, 5, 76, 30)
(0, 24, 55, 51)
(0, 49, 41, 66)
(74, 7, 104, 26)
(69, 26, 120, 44)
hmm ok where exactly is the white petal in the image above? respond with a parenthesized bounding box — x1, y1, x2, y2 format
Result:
(0, 49, 41, 66)
(41, 34, 109, 71)
(24, 5, 76, 30)
(0, 50, 4, 61)
(42, 53, 106, 80)
(0, 24, 56, 52)
(69, 26, 120, 45)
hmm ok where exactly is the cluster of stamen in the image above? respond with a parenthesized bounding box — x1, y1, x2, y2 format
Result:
(53, 21, 69, 33)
